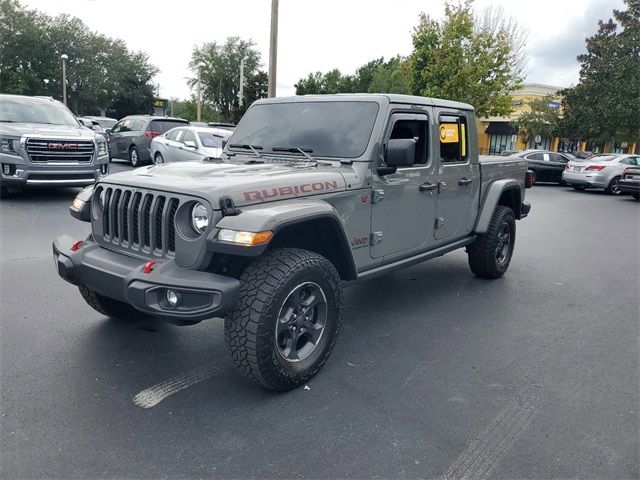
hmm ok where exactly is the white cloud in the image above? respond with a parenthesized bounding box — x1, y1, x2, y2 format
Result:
(22, 0, 624, 99)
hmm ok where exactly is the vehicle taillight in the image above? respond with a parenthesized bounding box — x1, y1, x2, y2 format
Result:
(585, 165, 606, 171)
(145, 131, 161, 139)
(564, 164, 569, 170)
(622, 168, 629, 177)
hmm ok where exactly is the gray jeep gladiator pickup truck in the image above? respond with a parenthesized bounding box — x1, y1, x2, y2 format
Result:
(0, 94, 109, 198)
(53, 94, 531, 391)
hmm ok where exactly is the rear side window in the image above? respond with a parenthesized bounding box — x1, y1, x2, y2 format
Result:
(551, 153, 569, 163)
(439, 115, 468, 163)
(149, 120, 189, 134)
(130, 119, 145, 131)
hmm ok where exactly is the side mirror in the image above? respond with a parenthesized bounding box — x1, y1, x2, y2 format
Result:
(105, 128, 112, 134)
(78, 118, 92, 128)
(378, 139, 415, 175)
(184, 140, 197, 149)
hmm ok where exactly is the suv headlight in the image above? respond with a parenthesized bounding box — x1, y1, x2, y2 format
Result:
(0, 137, 19, 156)
(190, 202, 209, 234)
(96, 138, 108, 156)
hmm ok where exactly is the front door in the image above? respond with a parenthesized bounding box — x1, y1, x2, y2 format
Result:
(434, 111, 479, 241)
(370, 112, 437, 259)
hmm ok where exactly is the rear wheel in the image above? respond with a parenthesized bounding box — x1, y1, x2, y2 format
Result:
(606, 176, 622, 195)
(153, 152, 164, 165)
(79, 285, 148, 321)
(129, 146, 140, 167)
(225, 248, 342, 391)
(467, 206, 516, 279)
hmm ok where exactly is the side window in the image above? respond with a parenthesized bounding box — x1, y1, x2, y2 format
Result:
(182, 130, 197, 145)
(166, 128, 181, 141)
(619, 158, 633, 165)
(525, 152, 544, 161)
(110, 121, 122, 134)
(552, 153, 569, 163)
(633, 157, 640, 166)
(119, 119, 132, 133)
(439, 115, 468, 163)
(131, 119, 145, 131)
(389, 118, 429, 166)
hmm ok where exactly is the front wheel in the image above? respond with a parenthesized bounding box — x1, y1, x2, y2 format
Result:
(467, 205, 516, 279)
(129, 146, 140, 167)
(153, 152, 164, 165)
(606, 176, 622, 195)
(225, 248, 343, 391)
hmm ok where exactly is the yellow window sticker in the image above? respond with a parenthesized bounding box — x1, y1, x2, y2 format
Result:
(440, 123, 459, 143)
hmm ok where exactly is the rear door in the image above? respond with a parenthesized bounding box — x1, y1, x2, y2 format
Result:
(370, 111, 437, 259)
(434, 110, 479, 241)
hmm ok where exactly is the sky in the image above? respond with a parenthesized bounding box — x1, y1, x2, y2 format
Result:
(22, 0, 624, 100)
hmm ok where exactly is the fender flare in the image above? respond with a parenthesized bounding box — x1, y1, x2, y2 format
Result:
(207, 199, 357, 279)
(474, 179, 522, 234)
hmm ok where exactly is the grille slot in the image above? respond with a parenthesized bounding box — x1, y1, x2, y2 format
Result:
(99, 187, 180, 257)
(26, 138, 94, 163)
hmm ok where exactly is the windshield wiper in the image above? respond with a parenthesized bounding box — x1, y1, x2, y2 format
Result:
(228, 143, 263, 158)
(272, 146, 315, 161)
(0, 120, 16, 123)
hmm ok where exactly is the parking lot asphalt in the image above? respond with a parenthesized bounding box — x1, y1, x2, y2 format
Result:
(1, 167, 638, 479)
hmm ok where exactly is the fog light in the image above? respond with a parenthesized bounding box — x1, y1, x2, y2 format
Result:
(166, 289, 179, 307)
(2, 164, 9, 175)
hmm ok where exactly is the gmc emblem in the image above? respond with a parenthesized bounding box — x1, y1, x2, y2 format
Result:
(48, 143, 78, 150)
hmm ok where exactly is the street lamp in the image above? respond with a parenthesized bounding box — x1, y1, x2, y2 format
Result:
(196, 62, 206, 122)
(60, 54, 68, 106)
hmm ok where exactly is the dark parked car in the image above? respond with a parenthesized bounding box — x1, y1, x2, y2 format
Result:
(109, 115, 189, 166)
(513, 149, 575, 185)
(78, 117, 108, 141)
(619, 166, 640, 200)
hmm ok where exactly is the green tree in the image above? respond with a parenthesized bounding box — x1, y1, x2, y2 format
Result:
(368, 56, 410, 94)
(559, 0, 640, 146)
(516, 95, 561, 146)
(168, 98, 220, 122)
(407, 1, 526, 117)
(294, 69, 354, 95)
(189, 37, 265, 122)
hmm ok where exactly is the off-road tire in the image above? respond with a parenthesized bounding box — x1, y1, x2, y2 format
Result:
(606, 176, 622, 195)
(79, 285, 148, 321)
(572, 185, 587, 191)
(224, 248, 343, 391)
(129, 146, 140, 167)
(467, 205, 516, 279)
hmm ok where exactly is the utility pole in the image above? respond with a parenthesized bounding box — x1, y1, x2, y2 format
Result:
(238, 57, 245, 108)
(268, 0, 279, 98)
(60, 54, 68, 106)
(197, 62, 206, 122)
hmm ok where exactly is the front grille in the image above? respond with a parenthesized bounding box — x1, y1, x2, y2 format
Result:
(98, 186, 180, 256)
(26, 138, 94, 163)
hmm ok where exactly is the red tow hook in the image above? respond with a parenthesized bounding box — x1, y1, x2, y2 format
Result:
(143, 260, 157, 274)
(71, 240, 84, 252)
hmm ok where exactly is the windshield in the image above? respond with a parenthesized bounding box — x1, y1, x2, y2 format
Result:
(0, 98, 80, 126)
(198, 132, 224, 149)
(229, 101, 379, 158)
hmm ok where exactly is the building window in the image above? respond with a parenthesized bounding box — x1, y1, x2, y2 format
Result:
(489, 134, 516, 155)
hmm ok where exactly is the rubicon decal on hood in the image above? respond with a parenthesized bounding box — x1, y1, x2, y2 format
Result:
(243, 180, 339, 202)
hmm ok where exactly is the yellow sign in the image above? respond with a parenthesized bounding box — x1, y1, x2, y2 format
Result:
(440, 123, 459, 143)
(154, 99, 166, 108)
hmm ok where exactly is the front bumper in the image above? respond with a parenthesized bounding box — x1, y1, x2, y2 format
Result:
(562, 171, 608, 188)
(53, 234, 240, 321)
(619, 179, 640, 194)
(0, 158, 108, 188)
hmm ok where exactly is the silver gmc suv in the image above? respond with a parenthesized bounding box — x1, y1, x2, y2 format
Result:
(0, 94, 109, 199)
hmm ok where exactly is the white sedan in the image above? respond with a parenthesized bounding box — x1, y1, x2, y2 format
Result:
(563, 153, 640, 195)
(150, 126, 233, 164)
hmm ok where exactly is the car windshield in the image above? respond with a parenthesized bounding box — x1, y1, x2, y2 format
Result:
(198, 132, 224, 148)
(0, 97, 79, 126)
(229, 101, 380, 158)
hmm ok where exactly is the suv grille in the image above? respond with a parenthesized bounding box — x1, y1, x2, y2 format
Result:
(99, 186, 180, 256)
(26, 138, 94, 163)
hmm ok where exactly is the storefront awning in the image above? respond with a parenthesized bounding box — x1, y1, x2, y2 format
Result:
(485, 122, 517, 135)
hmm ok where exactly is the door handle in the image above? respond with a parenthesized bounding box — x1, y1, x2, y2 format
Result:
(419, 182, 437, 192)
(458, 178, 473, 185)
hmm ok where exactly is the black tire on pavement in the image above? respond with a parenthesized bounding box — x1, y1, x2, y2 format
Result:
(467, 205, 516, 279)
(0, 184, 9, 199)
(79, 285, 148, 321)
(606, 176, 622, 195)
(129, 146, 140, 167)
(153, 153, 164, 165)
(224, 248, 343, 391)
(632, 193, 639, 200)
(572, 185, 587, 191)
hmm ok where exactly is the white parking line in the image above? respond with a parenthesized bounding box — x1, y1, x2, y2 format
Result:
(439, 392, 537, 480)
(132, 362, 224, 409)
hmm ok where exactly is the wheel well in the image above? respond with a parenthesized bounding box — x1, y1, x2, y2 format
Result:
(267, 217, 357, 281)
(498, 187, 522, 219)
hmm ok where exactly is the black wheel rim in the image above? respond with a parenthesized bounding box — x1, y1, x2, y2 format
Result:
(275, 282, 327, 363)
(496, 222, 511, 264)
(611, 179, 621, 194)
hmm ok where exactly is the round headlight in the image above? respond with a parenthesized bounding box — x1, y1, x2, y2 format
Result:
(191, 202, 209, 234)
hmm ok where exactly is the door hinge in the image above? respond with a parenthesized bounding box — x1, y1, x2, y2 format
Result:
(435, 217, 445, 229)
(371, 231, 383, 245)
(372, 189, 385, 203)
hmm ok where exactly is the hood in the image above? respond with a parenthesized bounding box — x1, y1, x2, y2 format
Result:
(100, 160, 348, 208)
(0, 122, 98, 139)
